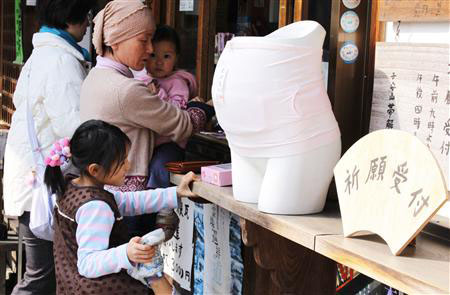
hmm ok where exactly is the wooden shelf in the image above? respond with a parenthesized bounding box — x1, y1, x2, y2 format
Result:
(316, 233, 449, 294)
(170, 173, 450, 294)
(171, 173, 342, 250)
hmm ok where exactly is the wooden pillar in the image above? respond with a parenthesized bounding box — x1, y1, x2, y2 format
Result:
(0, 0, 3, 100)
(196, 0, 217, 100)
(149, 0, 161, 25)
(165, 0, 176, 27)
(360, 0, 381, 134)
(328, 0, 375, 152)
(279, 0, 294, 27)
(293, 0, 309, 22)
(241, 219, 336, 294)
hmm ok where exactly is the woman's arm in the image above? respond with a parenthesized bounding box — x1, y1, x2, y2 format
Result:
(75, 200, 133, 278)
(108, 187, 178, 216)
(119, 81, 207, 142)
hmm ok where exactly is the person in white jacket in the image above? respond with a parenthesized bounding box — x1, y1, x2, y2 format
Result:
(2, 0, 93, 293)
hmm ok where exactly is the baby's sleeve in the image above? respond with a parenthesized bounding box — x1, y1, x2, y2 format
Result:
(165, 79, 190, 109)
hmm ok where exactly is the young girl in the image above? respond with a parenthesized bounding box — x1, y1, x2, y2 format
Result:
(44, 119, 198, 294)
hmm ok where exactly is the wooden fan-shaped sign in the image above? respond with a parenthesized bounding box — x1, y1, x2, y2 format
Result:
(334, 129, 448, 255)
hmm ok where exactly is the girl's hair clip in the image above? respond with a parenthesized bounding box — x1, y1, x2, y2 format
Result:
(44, 137, 71, 167)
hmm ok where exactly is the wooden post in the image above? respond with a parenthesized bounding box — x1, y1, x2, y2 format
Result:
(205, 0, 217, 100)
(165, 0, 176, 27)
(0, 0, 3, 104)
(149, 0, 161, 25)
(240, 219, 336, 294)
(328, 0, 375, 152)
(196, 0, 217, 100)
(293, 0, 309, 22)
(279, 0, 294, 27)
(293, 0, 302, 21)
(361, 0, 381, 133)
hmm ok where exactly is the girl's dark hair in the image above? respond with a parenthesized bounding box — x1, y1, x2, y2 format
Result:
(152, 25, 181, 54)
(37, 0, 94, 29)
(44, 120, 131, 197)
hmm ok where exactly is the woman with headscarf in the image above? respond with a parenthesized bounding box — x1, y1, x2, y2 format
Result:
(80, 0, 206, 238)
(78, 0, 204, 290)
(3, 0, 93, 293)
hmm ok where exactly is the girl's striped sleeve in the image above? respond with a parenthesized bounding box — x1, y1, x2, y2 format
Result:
(75, 200, 133, 278)
(109, 187, 178, 216)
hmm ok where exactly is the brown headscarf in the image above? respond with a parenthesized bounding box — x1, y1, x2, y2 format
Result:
(92, 0, 154, 56)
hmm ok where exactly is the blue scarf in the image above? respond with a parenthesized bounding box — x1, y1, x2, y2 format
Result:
(39, 26, 91, 61)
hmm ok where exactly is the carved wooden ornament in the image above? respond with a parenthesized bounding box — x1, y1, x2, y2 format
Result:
(334, 129, 448, 255)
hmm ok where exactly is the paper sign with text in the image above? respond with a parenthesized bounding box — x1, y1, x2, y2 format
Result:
(203, 204, 232, 294)
(160, 199, 194, 291)
(179, 0, 194, 11)
(334, 129, 448, 255)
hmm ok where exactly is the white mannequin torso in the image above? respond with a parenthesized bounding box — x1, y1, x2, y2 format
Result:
(266, 20, 325, 48)
(213, 21, 341, 214)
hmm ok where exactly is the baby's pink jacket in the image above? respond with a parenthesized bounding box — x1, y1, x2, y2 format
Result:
(134, 70, 198, 147)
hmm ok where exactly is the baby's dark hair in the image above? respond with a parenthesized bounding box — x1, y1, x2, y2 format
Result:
(44, 120, 131, 197)
(152, 25, 181, 54)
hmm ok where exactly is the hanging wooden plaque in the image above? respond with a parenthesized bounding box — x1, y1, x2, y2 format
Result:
(334, 129, 448, 255)
(378, 0, 450, 22)
(370, 42, 450, 228)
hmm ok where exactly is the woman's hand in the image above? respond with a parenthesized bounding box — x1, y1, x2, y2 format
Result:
(176, 171, 199, 198)
(147, 79, 160, 95)
(127, 237, 156, 264)
(190, 96, 205, 103)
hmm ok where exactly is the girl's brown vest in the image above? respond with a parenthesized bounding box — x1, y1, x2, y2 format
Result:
(53, 181, 150, 294)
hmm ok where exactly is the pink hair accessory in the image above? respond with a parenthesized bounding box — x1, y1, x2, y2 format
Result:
(45, 137, 71, 167)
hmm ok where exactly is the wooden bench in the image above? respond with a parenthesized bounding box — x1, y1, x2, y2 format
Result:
(171, 174, 450, 294)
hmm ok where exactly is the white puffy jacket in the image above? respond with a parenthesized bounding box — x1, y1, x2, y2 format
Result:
(3, 32, 87, 216)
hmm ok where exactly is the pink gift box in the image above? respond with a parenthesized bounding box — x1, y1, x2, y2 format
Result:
(201, 163, 232, 186)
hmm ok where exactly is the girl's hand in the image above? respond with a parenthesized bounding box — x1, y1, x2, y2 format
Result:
(127, 237, 156, 264)
(176, 171, 199, 198)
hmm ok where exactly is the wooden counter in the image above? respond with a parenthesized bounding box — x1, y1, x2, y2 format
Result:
(171, 174, 450, 294)
(171, 173, 342, 250)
